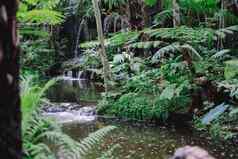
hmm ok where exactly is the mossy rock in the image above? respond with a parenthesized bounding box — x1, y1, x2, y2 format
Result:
(224, 60, 238, 80)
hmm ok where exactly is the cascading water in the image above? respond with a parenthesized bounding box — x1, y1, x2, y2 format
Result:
(63, 56, 85, 80)
(43, 77, 104, 124)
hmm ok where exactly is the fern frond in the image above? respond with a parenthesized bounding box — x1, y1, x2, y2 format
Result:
(180, 44, 203, 60)
(113, 54, 125, 64)
(77, 126, 117, 157)
(152, 43, 202, 63)
(21, 78, 57, 125)
(102, 0, 127, 9)
(18, 9, 64, 25)
(97, 144, 120, 159)
(153, 9, 173, 26)
(214, 25, 238, 40)
(127, 41, 166, 49)
(211, 49, 230, 59)
(152, 43, 179, 63)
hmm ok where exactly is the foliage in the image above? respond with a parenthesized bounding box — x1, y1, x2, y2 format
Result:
(23, 112, 117, 159)
(21, 39, 56, 75)
(21, 77, 117, 159)
(144, 26, 215, 46)
(103, 0, 127, 9)
(224, 59, 238, 79)
(19, 0, 67, 77)
(201, 103, 229, 125)
(112, 52, 146, 81)
(144, 0, 157, 7)
(98, 59, 192, 121)
(80, 31, 139, 49)
(152, 43, 203, 63)
(97, 144, 120, 159)
(21, 77, 56, 124)
(18, 0, 64, 25)
(153, 0, 238, 27)
(20, 0, 238, 143)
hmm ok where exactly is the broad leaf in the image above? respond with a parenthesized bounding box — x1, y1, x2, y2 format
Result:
(201, 103, 229, 125)
(160, 84, 176, 100)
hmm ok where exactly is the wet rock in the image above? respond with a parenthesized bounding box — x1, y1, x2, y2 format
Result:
(171, 146, 215, 159)
(76, 106, 96, 116)
(42, 102, 82, 113)
(42, 105, 97, 124)
(43, 111, 97, 124)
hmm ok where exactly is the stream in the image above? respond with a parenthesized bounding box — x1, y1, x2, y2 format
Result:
(45, 78, 238, 159)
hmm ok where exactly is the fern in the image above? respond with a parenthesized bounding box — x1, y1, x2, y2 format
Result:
(102, 0, 127, 9)
(152, 43, 202, 63)
(18, 0, 65, 25)
(152, 43, 179, 63)
(210, 49, 231, 59)
(180, 44, 203, 60)
(97, 144, 120, 159)
(128, 41, 166, 49)
(144, 0, 157, 7)
(24, 108, 117, 159)
(144, 26, 214, 45)
(153, 9, 173, 26)
(76, 126, 116, 157)
(80, 31, 139, 49)
(214, 25, 238, 40)
(22, 77, 117, 159)
(21, 77, 57, 125)
(113, 54, 125, 64)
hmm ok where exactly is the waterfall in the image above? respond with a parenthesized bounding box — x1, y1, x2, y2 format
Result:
(63, 69, 87, 80)
(78, 71, 84, 79)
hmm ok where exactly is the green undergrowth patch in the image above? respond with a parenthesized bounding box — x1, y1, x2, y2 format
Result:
(98, 60, 192, 121)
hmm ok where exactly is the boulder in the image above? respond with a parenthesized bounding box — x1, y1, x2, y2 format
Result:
(171, 146, 215, 159)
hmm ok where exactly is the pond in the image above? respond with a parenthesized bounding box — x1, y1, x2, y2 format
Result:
(63, 119, 237, 159)
(46, 78, 104, 105)
(46, 78, 238, 159)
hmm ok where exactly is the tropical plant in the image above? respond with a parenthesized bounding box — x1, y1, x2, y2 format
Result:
(23, 112, 117, 159)
(21, 77, 56, 124)
(21, 77, 117, 159)
(103, 0, 127, 9)
(18, 0, 64, 25)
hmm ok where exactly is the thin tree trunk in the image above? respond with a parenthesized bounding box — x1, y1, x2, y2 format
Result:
(0, 0, 22, 158)
(92, 0, 112, 92)
(141, 1, 150, 27)
(217, 0, 225, 50)
(74, 19, 86, 58)
(172, 0, 181, 27)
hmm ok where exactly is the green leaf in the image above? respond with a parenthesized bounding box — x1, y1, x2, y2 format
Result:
(224, 60, 238, 80)
(201, 103, 229, 125)
(160, 84, 176, 100)
(144, 0, 157, 6)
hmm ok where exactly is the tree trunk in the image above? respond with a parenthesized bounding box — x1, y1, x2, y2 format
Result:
(92, 0, 112, 92)
(141, 1, 150, 27)
(217, 0, 225, 50)
(0, 0, 22, 158)
(172, 0, 181, 27)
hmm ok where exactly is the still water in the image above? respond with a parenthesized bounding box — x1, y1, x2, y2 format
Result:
(62, 119, 237, 159)
(46, 78, 104, 104)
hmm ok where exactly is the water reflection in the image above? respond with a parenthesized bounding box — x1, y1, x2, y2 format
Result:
(63, 119, 238, 159)
(46, 79, 104, 104)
